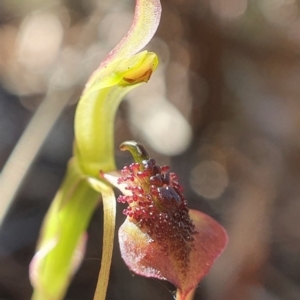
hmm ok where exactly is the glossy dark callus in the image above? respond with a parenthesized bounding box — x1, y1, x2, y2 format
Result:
(157, 186, 182, 207)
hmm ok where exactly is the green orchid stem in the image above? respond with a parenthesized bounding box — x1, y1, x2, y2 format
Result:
(31, 159, 100, 300)
(88, 179, 116, 300)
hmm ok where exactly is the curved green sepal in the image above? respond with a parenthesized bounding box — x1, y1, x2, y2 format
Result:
(94, 0, 161, 68)
(74, 51, 159, 177)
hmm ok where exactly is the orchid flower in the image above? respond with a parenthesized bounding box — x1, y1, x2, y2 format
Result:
(103, 141, 228, 300)
(30, 0, 227, 300)
(30, 1, 161, 300)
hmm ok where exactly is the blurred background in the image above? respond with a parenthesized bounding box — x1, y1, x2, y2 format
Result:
(0, 0, 300, 299)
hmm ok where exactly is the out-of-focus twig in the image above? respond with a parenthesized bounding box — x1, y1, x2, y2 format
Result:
(0, 87, 73, 226)
(0, 1, 108, 227)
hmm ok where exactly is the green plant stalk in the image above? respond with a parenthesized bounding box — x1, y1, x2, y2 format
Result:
(88, 178, 116, 300)
(31, 159, 99, 300)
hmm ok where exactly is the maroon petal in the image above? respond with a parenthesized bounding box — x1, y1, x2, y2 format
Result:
(119, 209, 228, 300)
